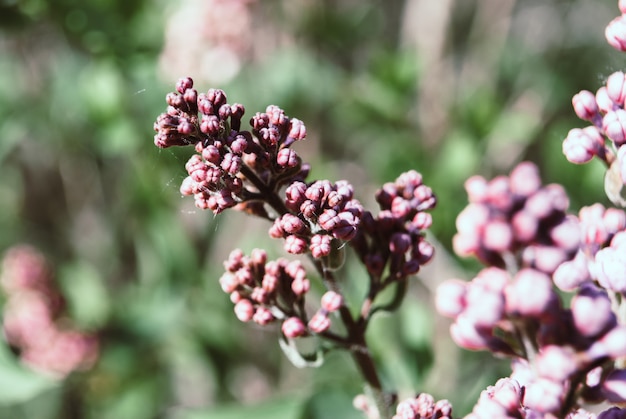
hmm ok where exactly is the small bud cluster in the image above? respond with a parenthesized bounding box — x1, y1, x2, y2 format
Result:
(351, 170, 436, 280)
(392, 393, 452, 419)
(271, 180, 363, 258)
(0, 245, 98, 378)
(154, 77, 308, 214)
(220, 248, 342, 336)
(453, 161, 579, 274)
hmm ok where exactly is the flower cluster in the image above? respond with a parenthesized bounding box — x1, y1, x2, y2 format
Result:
(271, 179, 363, 258)
(439, 160, 626, 416)
(219, 248, 343, 336)
(154, 77, 307, 214)
(351, 170, 436, 280)
(453, 161, 579, 274)
(0, 245, 99, 378)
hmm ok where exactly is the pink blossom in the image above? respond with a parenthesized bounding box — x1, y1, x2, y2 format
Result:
(606, 15, 626, 52)
(572, 90, 600, 121)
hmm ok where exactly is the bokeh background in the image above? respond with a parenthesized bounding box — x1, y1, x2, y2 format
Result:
(0, 0, 619, 417)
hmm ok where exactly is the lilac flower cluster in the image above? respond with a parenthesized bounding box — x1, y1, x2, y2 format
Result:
(438, 164, 626, 416)
(272, 179, 364, 258)
(154, 77, 307, 214)
(351, 170, 436, 282)
(219, 248, 343, 336)
(0, 245, 99, 378)
(453, 161, 579, 274)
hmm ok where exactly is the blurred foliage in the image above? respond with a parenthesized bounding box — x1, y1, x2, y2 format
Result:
(0, 0, 620, 417)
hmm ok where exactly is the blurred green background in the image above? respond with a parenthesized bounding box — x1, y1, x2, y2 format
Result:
(0, 0, 619, 418)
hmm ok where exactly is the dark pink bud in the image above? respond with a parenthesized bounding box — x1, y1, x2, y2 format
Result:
(308, 311, 330, 333)
(276, 148, 299, 168)
(202, 145, 221, 164)
(391, 197, 411, 218)
(285, 182, 307, 211)
(320, 291, 343, 312)
(291, 276, 310, 296)
(284, 235, 308, 254)
(200, 115, 220, 135)
(176, 77, 194, 94)
(390, 232, 411, 254)
(229, 135, 248, 154)
(412, 212, 432, 230)
(606, 15, 626, 52)
(220, 153, 241, 174)
(300, 200, 318, 219)
(310, 234, 332, 258)
(603, 109, 626, 147)
(288, 118, 307, 141)
(250, 287, 269, 304)
(282, 317, 307, 338)
(234, 299, 254, 322)
(318, 210, 339, 231)
(252, 307, 274, 325)
(572, 90, 600, 121)
(218, 104, 232, 120)
(280, 214, 305, 234)
(485, 176, 512, 211)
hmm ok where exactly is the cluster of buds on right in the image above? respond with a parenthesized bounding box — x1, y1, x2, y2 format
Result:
(0, 245, 98, 378)
(438, 160, 626, 417)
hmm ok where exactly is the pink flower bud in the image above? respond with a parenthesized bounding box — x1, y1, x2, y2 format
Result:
(280, 214, 305, 234)
(572, 284, 615, 337)
(276, 148, 299, 168)
(288, 118, 306, 141)
(285, 182, 307, 211)
(176, 77, 193, 94)
(595, 239, 626, 292)
(606, 15, 626, 52)
(563, 126, 604, 164)
(553, 251, 590, 291)
(284, 235, 308, 254)
(180, 176, 195, 196)
(618, 145, 626, 185)
(482, 220, 513, 252)
(535, 345, 577, 382)
(490, 378, 523, 413)
(291, 276, 310, 296)
(234, 299, 254, 322)
(308, 311, 331, 333)
(464, 280, 504, 327)
(596, 86, 616, 114)
(603, 109, 626, 147)
(523, 378, 565, 414)
(281, 317, 307, 338)
(586, 326, 626, 360)
(608, 71, 626, 106)
(464, 175, 488, 203)
(511, 210, 538, 242)
(320, 291, 343, 312)
(572, 90, 600, 121)
(505, 269, 553, 316)
(252, 307, 274, 325)
(450, 315, 490, 350)
(219, 273, 239, 293)
(510, 161, 542, 197)
(309, 234, 332, 258)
